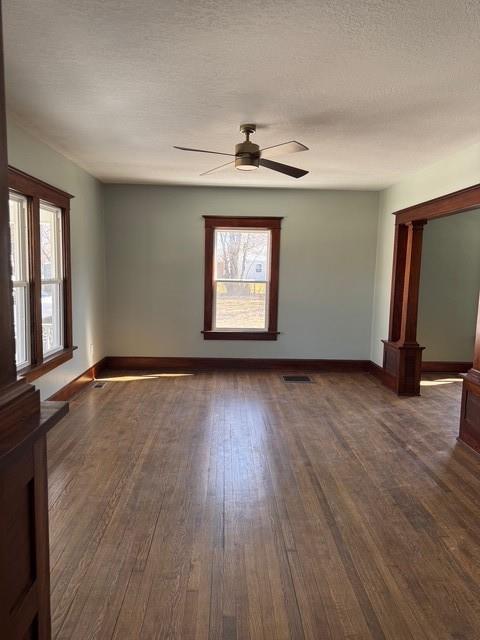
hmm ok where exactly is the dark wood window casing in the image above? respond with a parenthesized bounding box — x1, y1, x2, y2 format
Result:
(203, 215, 282, 341)
(9, 166, 74, 381)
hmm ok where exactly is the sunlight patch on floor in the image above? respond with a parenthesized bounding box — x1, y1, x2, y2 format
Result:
(420, 378, 462, 387)
(96, 373, 194, 382)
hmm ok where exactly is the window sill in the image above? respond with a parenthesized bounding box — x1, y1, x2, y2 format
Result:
(18, 346, 77, 383)
(202, 331, 279, 341)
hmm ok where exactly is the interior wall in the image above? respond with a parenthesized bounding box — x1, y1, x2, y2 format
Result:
(370, 141, 480, 365)
(7, 118, 106, 399)
(417, 209, 480, 362)
(104, 185, 378, 360)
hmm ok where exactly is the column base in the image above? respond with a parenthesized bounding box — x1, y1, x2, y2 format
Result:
(459, 369, 480, 453)
(382, 340, 425, 396)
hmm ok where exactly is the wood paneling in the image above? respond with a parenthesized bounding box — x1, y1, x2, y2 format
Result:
(459, 293, 480, 451)
(46, 370, 480, 639)
(0, 402, 68, 639)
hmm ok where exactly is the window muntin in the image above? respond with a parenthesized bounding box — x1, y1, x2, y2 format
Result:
(9, 193, 30, 368)
(40, 202, 64, 355)
(213, 228, 271, 331)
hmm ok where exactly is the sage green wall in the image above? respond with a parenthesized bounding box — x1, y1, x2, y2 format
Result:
(104, 185, 379, 359)
(370, 141, 480, 365)
(418, 210, 480, 362)
(7, 119, 106, 399)
(9, 118, 480, 380)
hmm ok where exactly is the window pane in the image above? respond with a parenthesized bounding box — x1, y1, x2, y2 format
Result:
(13, 286, 29, 367)
(9, 193, 30, 368)
(9, 193, 28, 282)
(42, 283, 63, 355)
(40, 202, 62, 280)
(214, 230, 270, 281)
(214, 281, 267, 330)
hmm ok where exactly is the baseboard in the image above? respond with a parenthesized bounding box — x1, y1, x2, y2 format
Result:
(104, 356, 372, 372)
(48, 356, 469, 402)
(368, 361, 397, 391)
(48, 358, 107, 401)
(421, 361, 472, 373)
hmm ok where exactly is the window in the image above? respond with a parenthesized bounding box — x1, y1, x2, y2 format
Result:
(8, 167, 73, 381)
(9, 193, 30, 368)
(40, 202, 64, 356)
(203, 216, 282, 340)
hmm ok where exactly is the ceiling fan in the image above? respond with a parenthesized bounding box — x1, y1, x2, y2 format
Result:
(174, 124, 309, 178)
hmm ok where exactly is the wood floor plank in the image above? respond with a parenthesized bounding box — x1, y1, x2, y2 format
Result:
(46, 370, 480, 639)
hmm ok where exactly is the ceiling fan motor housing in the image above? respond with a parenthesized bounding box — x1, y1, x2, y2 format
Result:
(235, 140, 260, 170)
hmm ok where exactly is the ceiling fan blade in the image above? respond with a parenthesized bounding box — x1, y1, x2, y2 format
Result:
(200, 160, 235, 176)
(259, 158, 308, 178)
(174, 146, 234, 157)
(260, 141, 308, 159)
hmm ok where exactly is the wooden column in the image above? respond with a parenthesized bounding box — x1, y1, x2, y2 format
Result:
(459, 294, 480, 453)
(0, 3, 68, 638)
(382, 220, 426, 395)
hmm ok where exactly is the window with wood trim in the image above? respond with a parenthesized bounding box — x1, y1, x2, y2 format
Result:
(8, 167, 74, 381)
(203, 216, 282, 340)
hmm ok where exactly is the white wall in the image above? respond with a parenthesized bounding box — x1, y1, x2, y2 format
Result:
(370, 141, 480, 365)
(418, 210, 480, 362)
(7, 119, 106, 398)
(104, 185, 378, 359)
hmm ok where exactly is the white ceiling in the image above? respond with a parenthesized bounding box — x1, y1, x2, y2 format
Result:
(3, 0, 480, 189)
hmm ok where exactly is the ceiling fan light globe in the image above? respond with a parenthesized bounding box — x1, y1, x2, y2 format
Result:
(236, 163, 258, 171)
(235, 155, 260, 171)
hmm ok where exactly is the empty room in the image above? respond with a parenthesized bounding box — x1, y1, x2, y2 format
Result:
(2, 1, 480, 639)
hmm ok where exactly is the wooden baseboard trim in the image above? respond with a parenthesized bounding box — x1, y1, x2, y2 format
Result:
(421, 361, 472, 373)
(50, 357, 470, 402)
(368, 361, 397, 391)
(104, 356, 372, 372)
(44, 356, 474, 404)
(48, 358, 107, 401)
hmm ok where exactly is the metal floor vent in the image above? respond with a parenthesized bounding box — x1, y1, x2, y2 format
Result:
(93, 382, 105, 388)
(283, 375, 313, 383)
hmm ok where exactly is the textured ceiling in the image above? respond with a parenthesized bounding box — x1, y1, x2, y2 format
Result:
(3, 0, 480, 188)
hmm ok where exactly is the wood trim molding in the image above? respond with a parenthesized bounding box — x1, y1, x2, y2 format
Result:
(43, 356, 474, 404)
(203, 215, 283, 228)
(394, 182, 480, 225)
(8, 166, 73, 208)
(368, 361, 397, 391)
(203, 215, 282, 341)
(105, 356, 371, 372)
(20, 346, 77, 383)
(384, 181, 480, 399)
(381, 180, 480, 449)
(8, 166, 74, 381)
(421, 361, 472, 373)
(202, 331, 279, 341)
(48, 358, 106, 401)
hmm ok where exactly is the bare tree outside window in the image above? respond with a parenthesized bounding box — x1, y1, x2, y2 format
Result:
(214, 229, 270, 329)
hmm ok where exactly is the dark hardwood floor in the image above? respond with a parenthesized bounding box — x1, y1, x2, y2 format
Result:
(46, 370, 480, 639)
